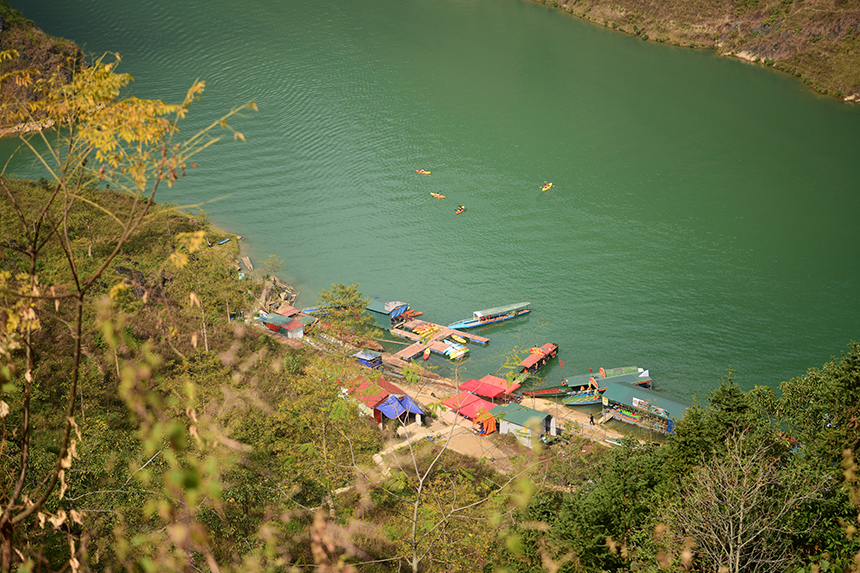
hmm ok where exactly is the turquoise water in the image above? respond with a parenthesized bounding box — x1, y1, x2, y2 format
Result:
(5, 0, 860, 401)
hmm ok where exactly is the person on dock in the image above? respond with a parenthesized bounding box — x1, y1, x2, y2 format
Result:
(589, 413, 595, 426)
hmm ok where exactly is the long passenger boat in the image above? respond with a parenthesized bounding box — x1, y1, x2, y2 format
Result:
(561, 371, 653, 405)
(519, 367, 651, 399)
(448, 302, 530, 330)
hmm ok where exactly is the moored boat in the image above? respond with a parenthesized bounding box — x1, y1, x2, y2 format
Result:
(423, 347, 431, 360)
(561, 371, 653, 405)
(448, 302, 531, 330)
(444, 340, 469, 359)
(521, 367, 651, 399)
(518, 343, 558, 374)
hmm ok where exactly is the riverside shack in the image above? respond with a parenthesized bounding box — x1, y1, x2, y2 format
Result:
(601, 381, 692, 434)
(489, 403, 557, 448)
(342, 376, 424, 427)
(459, 374, 520, 401)
(366, 296, 410, 329)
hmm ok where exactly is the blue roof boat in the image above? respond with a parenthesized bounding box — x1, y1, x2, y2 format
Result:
(448, 302, 530, 330)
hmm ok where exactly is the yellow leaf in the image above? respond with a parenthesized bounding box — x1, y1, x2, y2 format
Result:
(169, 252, 188, 268)
(109, 281, 127, 299)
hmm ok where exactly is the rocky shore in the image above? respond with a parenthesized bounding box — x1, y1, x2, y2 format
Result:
(531, 0, 860, 102)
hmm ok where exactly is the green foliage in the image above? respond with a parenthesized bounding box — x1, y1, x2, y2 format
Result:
(316, 282, 380, 340)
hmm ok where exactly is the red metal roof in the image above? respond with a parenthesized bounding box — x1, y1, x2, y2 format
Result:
(442, 392, 496, 420)
(283, 319, 304, 331)
(459, 375, 520, 399)
(376, 377, 406, 396)
(481, 374, 520, 395)
(344, 377, 388, 409)
(275, 305, 299, 317)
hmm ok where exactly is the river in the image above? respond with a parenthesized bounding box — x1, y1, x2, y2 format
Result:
(5, 0, 860, 402)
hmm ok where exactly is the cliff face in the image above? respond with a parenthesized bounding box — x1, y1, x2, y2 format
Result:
(0, 1, 82, 132)
(537, 0, 860, 101)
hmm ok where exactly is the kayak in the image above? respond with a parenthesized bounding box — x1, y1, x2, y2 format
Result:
(431, 192, 446, 199)
(416, 169, 431, 175)
(541, 182, 553, 191)
(455, 205, 465, 215)
(423, 348, 431, 360)
(451, 334, 467, 344)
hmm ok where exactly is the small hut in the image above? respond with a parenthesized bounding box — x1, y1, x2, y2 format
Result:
(343, 377, 424, 427)
(489, 403, 557, 448)
(366, 296, 410, 329)
(353, 350, 383, 370)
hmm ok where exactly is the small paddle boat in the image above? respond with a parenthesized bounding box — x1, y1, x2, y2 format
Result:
(431, 192, 446, 199)
(416, 169, 431, 175)
(455, 205, 465, 215)
(451, 334, 467, 344)
(541, 182, 553, 191)
(423, 347, 431, 360)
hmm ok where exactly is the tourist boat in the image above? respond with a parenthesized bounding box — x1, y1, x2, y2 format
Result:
(518, 343, 558, 374)
(431, 192, 446, 199)
(541, 182, 553, 191)
(520, 367, 651, 399)
(416, 169, 431, 175)
(448, 302, 531, 330)
(561, 371, 652, 405)
(455, 205, 465, 215)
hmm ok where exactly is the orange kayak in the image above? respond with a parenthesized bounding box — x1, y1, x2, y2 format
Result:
(431, 192, 446, 199)
(416, 169, 431, 175)
(455, 205, 465, 215)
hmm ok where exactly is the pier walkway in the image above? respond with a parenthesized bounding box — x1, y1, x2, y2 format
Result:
(391, 319, 489, 361)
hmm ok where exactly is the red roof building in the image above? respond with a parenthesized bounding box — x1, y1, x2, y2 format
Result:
(459, 375, 520, 399)
(442, 392, 497, 420)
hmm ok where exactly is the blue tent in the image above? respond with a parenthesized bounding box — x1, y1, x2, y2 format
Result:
(376, 394, 424, 419)
(377, 395, 407, 419)
(398, 395, 425, 415)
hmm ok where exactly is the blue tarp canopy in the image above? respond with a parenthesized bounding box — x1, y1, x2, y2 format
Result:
(376, 395, 424, 419)
(398, 395, 425, 415)
(377, 395, 406, 419)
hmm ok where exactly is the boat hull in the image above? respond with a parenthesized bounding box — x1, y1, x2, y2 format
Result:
(448, 308, 530, 330)
(521, 368, 651, 399)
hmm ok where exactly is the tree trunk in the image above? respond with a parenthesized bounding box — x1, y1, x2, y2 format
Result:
(1, 520, 13, 573)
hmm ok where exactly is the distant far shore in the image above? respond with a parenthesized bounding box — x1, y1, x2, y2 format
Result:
(528, 0, 860, 102)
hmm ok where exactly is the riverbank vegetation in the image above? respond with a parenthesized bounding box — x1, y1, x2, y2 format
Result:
(531, 0, 860, 101)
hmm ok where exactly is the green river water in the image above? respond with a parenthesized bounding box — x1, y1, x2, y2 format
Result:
(5, 0, 860, 402)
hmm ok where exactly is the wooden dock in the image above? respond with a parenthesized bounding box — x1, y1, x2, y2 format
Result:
(391, 320, 489, 361)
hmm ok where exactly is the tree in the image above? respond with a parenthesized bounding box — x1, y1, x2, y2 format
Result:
(316, 283, 380, 342)
(665, 433, 827, 573)
(0, 52, 253, 571)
